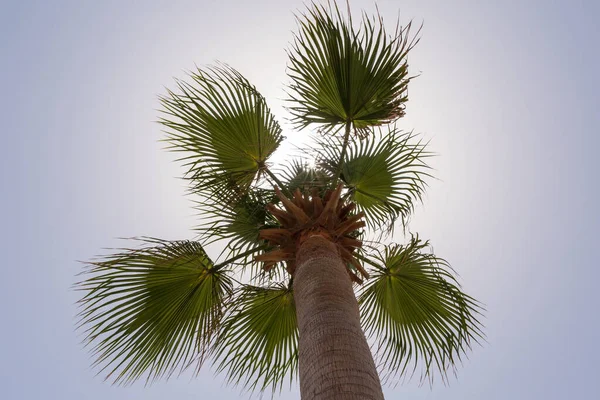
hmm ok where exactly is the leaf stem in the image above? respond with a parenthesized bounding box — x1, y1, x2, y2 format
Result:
(332, 120, 352, 188)
(263, 167, 292, 197)
(355, 252, 383, 271)
(215, 245, 268, 269)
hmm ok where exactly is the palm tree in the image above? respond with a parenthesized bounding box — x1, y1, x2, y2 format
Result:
(76, 2, 484, 399)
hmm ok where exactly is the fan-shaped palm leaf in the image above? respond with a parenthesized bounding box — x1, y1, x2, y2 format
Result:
(279, 160, 330, 194)
(213, 284, 298, 393)
(316, 128, 431, 229)
(287, 2, 418, 134)
(357, 236, 484, 384)
(76, 238, 233, 385)
(194, 187, 276, 251)
(159, 64, 283, 197)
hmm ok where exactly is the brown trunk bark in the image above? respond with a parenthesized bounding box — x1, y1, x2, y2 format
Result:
(293, 235, 384, 400)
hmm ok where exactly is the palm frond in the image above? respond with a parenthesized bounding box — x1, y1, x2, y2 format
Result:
(213, 284, 298, 393)
(287, 2, 418, 134)
(75, 238, 233, 385)
(279, 159, 330, 194)
(316, 128, 432, 229)
(357, 235, 484, 385)
(194, 187, 276, 251)
(159, 64, 283, 197)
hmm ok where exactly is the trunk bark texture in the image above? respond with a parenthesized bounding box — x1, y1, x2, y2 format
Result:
(293, 235, 384, 400)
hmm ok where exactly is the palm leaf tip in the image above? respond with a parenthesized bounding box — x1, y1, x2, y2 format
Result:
(75, 238, 233, 385)
(159, 64, 283, 194)
(358, 235, 485, 385)
(287, 1, 418, 133)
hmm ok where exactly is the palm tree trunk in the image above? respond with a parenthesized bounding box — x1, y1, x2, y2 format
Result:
(293, 235, 384, 400)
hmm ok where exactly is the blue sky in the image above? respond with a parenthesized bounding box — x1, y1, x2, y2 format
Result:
(1, 0, 598, 399)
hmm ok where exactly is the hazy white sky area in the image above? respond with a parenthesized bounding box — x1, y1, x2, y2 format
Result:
(1, 0, 598, 399)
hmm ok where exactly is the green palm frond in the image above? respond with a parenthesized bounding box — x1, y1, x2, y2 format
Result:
(213, 284, 298, 393)
(194, 187, 276, 252)
(159, 64, 283, 197)
(76, 238, 233, 385)
(316, 128, 431, 229)
(357, 235, 484, 385)
(287, 2, 418, 134)
(279, 159, 330, 194)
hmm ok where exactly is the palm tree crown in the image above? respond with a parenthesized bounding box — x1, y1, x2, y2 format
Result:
(76, 1, 484, 397)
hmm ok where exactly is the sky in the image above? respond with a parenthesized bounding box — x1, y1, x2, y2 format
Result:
(1, 0, 599, 399)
